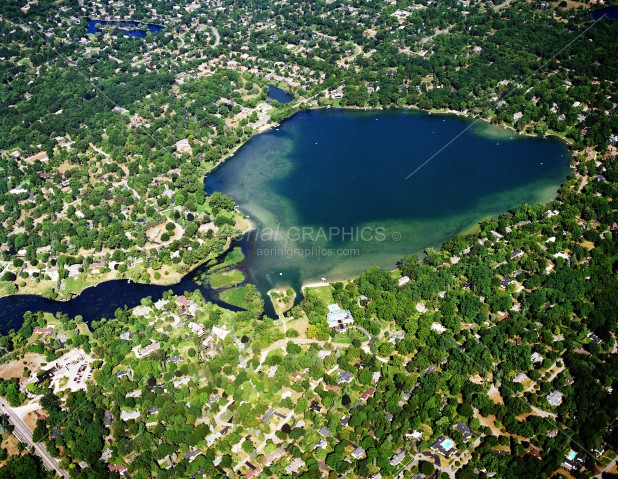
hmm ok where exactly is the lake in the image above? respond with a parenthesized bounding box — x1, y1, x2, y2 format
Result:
(206, 109, 570, 297)
(0, 108, 570, 330)
(86, 19, 164, 38)
(268, 85, 295, 104)
(589, 5, 618, 20)
(0, 261, 242, 336)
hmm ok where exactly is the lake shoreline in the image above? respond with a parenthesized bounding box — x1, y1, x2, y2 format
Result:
(1, 101, 574, 308)
(0, 218, 255, 303)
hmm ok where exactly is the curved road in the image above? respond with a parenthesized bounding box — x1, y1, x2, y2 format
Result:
(255, 338, 350, 372)
(0, 397, 69, 478)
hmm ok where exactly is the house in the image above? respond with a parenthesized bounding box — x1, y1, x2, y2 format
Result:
(174, 377, 190, 388)
(285, 457, 305, 474)
(500, 277, 513, 288)
(176, 295, 191, 309)
(33, 327, 54, 335)
(338, 371, 354, 384)
(398, 276, 410, 286)
(513, 373, 528, 383)
(388, 331, 405, 344)
(511, 249, 524, 260)
(431, 322, 446, 333)
(205, 395, 221, 410)
(326, 304, 354, 330)
(563, 450, 586, 470)
(588, 332, 602, 344)
(108, 464, 127, 475)
(104, 411, 113, 428)
(89, 260, 106, 271)
(318, 427, 332, 438)
(340, 416, 350, 426)
(317, 349, 332, 359)
(135, 341, 160, 358)
(132, 305, 151, 317)
(264, 449, 283, 466)
(115, 369, 134, 380)
(262, 408, 276, 423)
(453, 422, 479, 442)
(212, 325, 230, 340)
(547, 390, 563, 406)
(188, 322, 205, 338)
(531, 352, 543, 365)
(245, 466, 262, 479)
(431, 436, 457, 457)
(154, 299, 168, 310)
(120, 410, 140, 421)
(324, 384, 341, 393)
(593, 443, 605, 457)
(328, 85, 344, 99)
(183, 450, 201, 462)
(406, 430, 423, 441)
(309, 401, 321, 413)
(175, 138, 193, 154)
(360, 388, 375, 401)
(351, 446, 366, 459)
(390, 451, 405, 466)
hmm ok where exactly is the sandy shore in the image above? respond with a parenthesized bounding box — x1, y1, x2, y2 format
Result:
(301, 281, 330, 289)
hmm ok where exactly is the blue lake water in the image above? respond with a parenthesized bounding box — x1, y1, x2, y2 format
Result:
(0, 262, 242, 336)
(0, 109, 570, 330)
(268, 85, 295, 104)
(86, 19, 163, 38)
(589, 5, 618, 20)
(207, 109, 571, 296)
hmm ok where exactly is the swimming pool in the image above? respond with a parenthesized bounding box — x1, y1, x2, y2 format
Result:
(442, 439, 455, 449)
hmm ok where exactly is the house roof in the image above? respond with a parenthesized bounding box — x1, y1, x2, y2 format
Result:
(547, 390, 563, 406)
(360, 388, 376, 401)
(351, 446, 366, 459)
(338, 371, 354, 383)
(245, 466, 262, 479)
(183, 450, 201, 461)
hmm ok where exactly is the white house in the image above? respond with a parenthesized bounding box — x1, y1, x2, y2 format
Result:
(326, 304, 354, 330)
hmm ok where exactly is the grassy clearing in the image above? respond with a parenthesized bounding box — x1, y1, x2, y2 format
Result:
(208, 269, 245, 289)
(305, 284, 335, 307)
(219, 286, 251, 308)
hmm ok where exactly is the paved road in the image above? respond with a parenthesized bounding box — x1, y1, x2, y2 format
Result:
(0, 397, 69, 478)
(347, 325, 372, 342)
(594, 454, 618, 478)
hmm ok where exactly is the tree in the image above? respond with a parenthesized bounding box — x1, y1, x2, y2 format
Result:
(458, 403, 473, 418)
(419, 461, 435, 475)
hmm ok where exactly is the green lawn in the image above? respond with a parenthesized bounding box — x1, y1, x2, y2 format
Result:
(0, 282, 17, 297)
(208, 269, 245, 289)
(63, 277, 92, 295)
(219, 286, 251, 308)
(305, 284, 335, 307)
